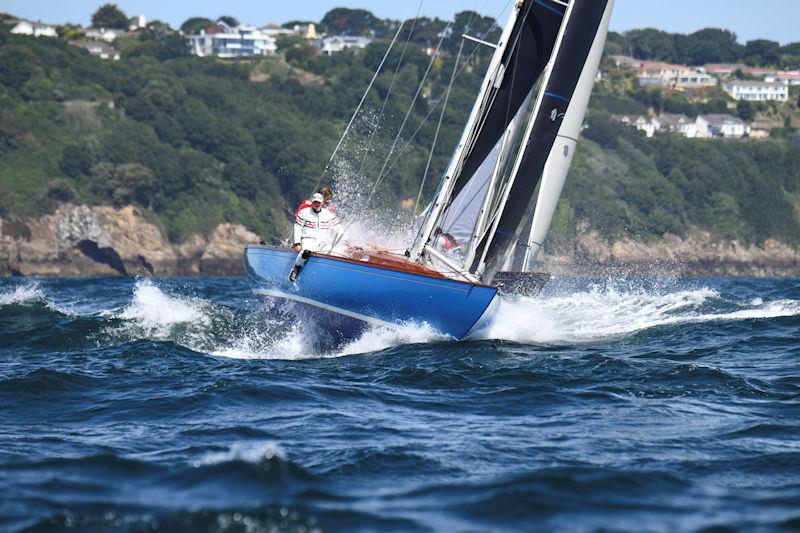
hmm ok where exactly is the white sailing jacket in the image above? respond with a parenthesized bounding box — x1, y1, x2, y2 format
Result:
(293, 206, 342, 252)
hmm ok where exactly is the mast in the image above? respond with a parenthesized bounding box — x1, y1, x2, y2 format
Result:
(410, 2, 524, 265)
(522, 0, 614, 270)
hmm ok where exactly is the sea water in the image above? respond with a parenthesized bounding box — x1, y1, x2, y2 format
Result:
(1, 276, 798, 531)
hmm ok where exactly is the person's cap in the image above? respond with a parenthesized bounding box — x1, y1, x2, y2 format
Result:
(311, 193, 324, 203)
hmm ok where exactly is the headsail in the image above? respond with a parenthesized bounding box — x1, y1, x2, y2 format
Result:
(472, 0, 614, 281)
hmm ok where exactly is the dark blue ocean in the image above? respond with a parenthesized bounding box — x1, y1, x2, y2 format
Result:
(1, 276, 799, 532)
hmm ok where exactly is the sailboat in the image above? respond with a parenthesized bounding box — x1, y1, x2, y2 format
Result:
(245, 0, 614, 340)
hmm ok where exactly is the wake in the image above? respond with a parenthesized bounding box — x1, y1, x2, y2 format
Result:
(479, 280, 800, 344)
(3, 278, 797, 359)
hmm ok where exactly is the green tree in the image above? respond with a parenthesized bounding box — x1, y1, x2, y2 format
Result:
(625, 28, 677, 62)
(60, 143, 95, 177)
(180, 17, 214, 34)
(91, 3, 129, 29)
(0, 45, 42, 89)
(745, 39, 781, 66)
(218, 16, 239, 27)
(46, 178, 76, 204)
(321, 8, 384, 36)
(736, 100, 755, 121)
(678, 28, 742, 64)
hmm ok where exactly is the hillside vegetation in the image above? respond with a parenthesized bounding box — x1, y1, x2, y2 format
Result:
(1, 11, 799, 251)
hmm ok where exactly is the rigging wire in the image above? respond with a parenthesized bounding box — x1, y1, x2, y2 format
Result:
(331, 13, 450, 250)
(374, 4, 511, 192)
(413, 38, 464, 218)
(312, 5, 415, 193)
(353, 2, 423, 182)
(325, 0, 513, 254)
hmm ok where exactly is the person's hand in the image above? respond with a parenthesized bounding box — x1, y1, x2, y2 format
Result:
(293, 244, 302, 253)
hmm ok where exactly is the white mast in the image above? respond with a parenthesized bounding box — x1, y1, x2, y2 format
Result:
(410, 2, 524, 265)
(522, 0, 615, 270)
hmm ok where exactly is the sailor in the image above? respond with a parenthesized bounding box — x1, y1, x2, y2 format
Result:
(434, 228, 462, 254)
(294, 186, 335, 217)
(290, 192, 341, 282)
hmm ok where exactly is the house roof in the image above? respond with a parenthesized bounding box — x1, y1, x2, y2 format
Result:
(724, 80, 786, 88)
(698, 114, 746, 127)
(655, 113, 692, 126)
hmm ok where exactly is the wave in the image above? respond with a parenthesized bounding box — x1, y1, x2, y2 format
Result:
(6, 277, 797, 359)
(193, 441, 286, 467)
(116, 279, 211, 330)
(0, 281, 46, 306)
(478, 280, 800, 345)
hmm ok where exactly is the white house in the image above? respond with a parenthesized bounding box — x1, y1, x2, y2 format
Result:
(675, 70, 717, 89)
(723, 80, 788, 102)
(187, 22, 277, 58)
(129, 15, 146, 30)
(653, 113, 697, 138)
(612, 114, 656, 137)
(84, 28, 122, 42)
(69, 40, 120, 60)
(634, 61, 686, 87)
(696, 114, 750, 138)
(10, 20, 57, 38)
(317, 36, 371, 56)
(765, 71, 800, 86)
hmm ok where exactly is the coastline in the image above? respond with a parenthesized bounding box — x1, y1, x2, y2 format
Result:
(1, 205, 798, 278)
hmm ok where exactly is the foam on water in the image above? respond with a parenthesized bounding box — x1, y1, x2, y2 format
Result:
(118, 280, 209, 328)
(193, 441, 286, 467)
(97, 278, 800, 359)
(479, 281, 800, 344)
(0, 282, 46, 306)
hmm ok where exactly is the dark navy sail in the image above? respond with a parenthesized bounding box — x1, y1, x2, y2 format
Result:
(449, 0, 566, 200)
(472, 0, 611, 278)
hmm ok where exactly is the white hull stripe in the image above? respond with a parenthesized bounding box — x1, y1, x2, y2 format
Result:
(253, 288, 407, 331)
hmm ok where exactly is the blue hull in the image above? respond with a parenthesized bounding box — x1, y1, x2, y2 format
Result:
(244, 245, 498, 341)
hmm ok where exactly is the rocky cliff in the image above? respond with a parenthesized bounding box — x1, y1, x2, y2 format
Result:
(0, 205, 260, 276)
(539, 226, 800, 277)
(0, 205, 797, 277)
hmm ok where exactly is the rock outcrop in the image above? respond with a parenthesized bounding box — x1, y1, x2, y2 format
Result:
(0, 205, 261, 276)
(538, 226, 800, 277)
(1, 206, 798, 277)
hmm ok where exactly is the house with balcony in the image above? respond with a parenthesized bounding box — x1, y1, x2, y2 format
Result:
(10, 20, 57, 38)
(723, 80, 788, 102)
(675, 70, 717, 89)
(696, 114, 749, 138)
(701, 63, 747, 79)
(765, 71, 800, 86)
(634, 61, 687, 87)
(187, 21, 277, 58)
(84, 27, 123, 42)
